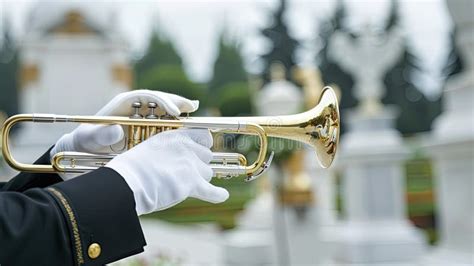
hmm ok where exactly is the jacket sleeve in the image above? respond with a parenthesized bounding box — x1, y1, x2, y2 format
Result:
(0, 167, 147, 265)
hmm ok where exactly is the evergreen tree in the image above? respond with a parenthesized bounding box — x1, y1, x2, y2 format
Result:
(0, 17, 18, 117)
(316, 0, 355, 107)
(259, 0, 298, 83)
(215, 82, 252, 116)
(315, 0, 355, 133)
(382, 49, 436, 134)
(138, 64, 206, 107)
(423, 27, 465, 134)
(134, 31, 182, 88)
(208, 33, 247, 95)
(133, 28, 207, 108)
(382, 0, 440, 134)
(207, 32, 251, 115)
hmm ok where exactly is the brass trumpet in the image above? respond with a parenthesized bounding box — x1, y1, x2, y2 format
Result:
(1, 87, 340, 181)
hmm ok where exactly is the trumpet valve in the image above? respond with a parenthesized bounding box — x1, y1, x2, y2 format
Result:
(128, 102, 143, 149)
(146, 102, 159, 119)
(129, 102, 143, 119)
(145, 102, 159, 139)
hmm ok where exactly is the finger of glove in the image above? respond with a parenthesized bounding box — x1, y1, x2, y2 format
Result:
(51, 133, 75, 155)
(186, 142, 213, 164)
(147, 92, 181, 116)
(75, 124, 124, 152)
(164, 92, 199, 113)
(190, 142, 213, 164)
(95, 91, 131, 116)
(92, 124, 124, 146)
(191, 180, 229, 204)
(178, 128, 213, 148)
(191, 159, 214, 182)
(131, 90, 188, 116)
(96, 90, 181, 116)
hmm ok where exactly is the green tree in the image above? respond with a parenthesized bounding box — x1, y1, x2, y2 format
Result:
(134, 29, 206, 107)
(208, 33, 250, 116)
(138, 64, 206, 110)
(215, 82, 252, 116)
(208, 34, 247, 96)
(134, 31, 182, 88)
(260, 0, 298, 83)
(315, 0, 355, 134)
(382, 0, 441, 134)
(0, 17, 18, 117)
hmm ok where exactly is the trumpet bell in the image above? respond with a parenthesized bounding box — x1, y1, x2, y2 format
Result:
(237, 86, 340, 168)
(294, 86, 339, 168)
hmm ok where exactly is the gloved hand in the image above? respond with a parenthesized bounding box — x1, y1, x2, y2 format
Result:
(51, 90, 199, 180)
(106, 129, 229, 215)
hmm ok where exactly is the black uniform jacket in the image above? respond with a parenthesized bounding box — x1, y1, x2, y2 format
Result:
(0, 150, 146, 265)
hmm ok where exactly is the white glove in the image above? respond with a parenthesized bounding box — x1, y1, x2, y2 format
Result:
(106, 129, 229, 215)
(51, 90, 199, 180)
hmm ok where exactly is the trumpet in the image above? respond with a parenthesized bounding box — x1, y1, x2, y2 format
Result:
(1, 87, 340, 181)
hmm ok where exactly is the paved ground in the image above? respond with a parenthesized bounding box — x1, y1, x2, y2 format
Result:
(113, 219, 224, 266)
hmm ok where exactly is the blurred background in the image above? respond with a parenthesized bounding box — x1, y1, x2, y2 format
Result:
(0, 0, 472, 265)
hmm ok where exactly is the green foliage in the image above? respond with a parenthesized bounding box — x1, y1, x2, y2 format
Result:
(382, 0, 442, 134)
(382, 47, 442, 134)
(137, 64, 206, 106)
(134, 30, 206, 108)
(135, 32, 182, 83)
(208, 35, 247, 97)
(259, 0, 299, 83)
(208, 32, 251, 117)
(145, 176, 257, 229)
(215, 82, 252, 116)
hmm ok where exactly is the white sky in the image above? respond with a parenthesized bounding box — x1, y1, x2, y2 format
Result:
(0, 0, 453, 98)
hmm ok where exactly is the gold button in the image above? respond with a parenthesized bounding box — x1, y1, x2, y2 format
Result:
(88, 243, 101, 259)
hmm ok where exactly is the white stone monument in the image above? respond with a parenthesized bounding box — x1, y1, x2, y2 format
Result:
(420, 0, 474, 264)
(260, 63, 326, 266)
(224, 62, 331, 266)
(330, 25, 403, 116)
(10, 4, 131, 167)
(325, 25, 426, 264)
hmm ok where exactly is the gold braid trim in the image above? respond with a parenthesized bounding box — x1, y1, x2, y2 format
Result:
(47, 187, 85, 265)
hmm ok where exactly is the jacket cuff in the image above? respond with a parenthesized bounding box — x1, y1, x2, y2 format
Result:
(48, 167, 146, 265)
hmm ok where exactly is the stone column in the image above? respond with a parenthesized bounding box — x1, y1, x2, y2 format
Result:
(223, 62, 303, 266)
(327, 110, 426, 264)
(420, 0, 474, 264)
